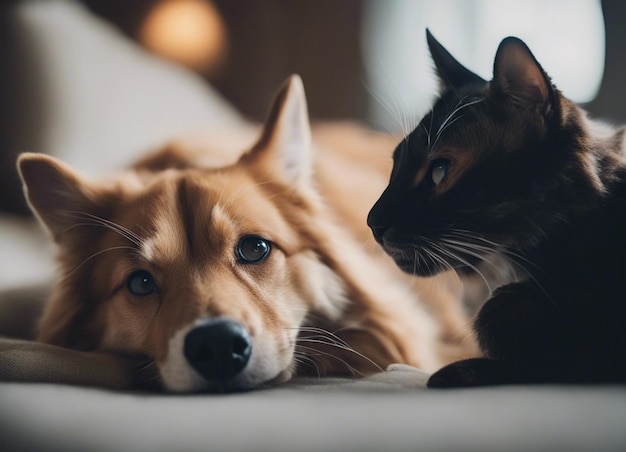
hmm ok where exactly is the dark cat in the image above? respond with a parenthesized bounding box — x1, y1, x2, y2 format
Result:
(368, 30, 626, 386)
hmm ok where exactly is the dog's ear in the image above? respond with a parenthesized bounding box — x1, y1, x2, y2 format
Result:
(245, 75, 312, 184)
(18, 153, 102, 244)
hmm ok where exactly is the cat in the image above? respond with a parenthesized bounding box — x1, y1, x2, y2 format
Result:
(367, 29, 626, 386)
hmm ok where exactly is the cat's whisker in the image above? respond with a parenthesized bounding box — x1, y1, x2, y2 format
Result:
(447, 230, 518, 261)
(436, 97, 483, 138)
(426, 239, 494, 296)
(364, 59, 428, 140)
(363, 78, 411, 141)
(442, 230, 560, 310)
(440, 239, 511, 284)
(430, 97, 484, 151)
(430, 114, 465, 151)
(377, 61, 419, 139)
(440, 236, 509, 277)
(440, 237, 498, 256)
(421, 244, 453, 276)
(446, 229, 544, 275)
(420, 123, 431, 149)
(432, 96, 465, 139)
(440, 234, 529, 289)
(427, 107, 435, 148)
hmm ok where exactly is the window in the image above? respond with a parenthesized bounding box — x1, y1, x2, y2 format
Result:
(363, 0, 605, 133)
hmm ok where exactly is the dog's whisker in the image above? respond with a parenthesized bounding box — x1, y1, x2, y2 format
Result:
(61, 246, 137, 282)
(296, 326, 354, 349)
(295, 338, 384, 373)
(293, 352, 322, 378)
(291, 324, 386, 375)
(295, 344, 362, 377)
(61, 210, 143, 247)
(124, 357, 162, 389)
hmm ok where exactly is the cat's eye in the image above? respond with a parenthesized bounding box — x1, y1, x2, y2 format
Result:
(431, 160, 449, 186)
(237, 236, 271, 263)
(127, 270, 157, 297)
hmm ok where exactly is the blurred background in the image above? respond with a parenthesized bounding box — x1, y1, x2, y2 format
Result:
(0, 0, 624, 216)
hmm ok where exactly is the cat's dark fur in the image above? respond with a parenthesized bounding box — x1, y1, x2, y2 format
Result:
(368, 30, 626, 386)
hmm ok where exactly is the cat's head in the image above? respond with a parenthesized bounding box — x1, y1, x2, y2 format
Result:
(368, 30, 599, 276)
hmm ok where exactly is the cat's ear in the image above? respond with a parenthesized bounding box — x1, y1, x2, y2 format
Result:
(492, 37, 553, 110)
(18, 153, 101, 243)
(244, 74, 312, 185)
(426, 29, 486, 92)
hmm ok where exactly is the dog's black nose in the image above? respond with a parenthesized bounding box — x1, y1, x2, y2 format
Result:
(184, 317, 252, 382)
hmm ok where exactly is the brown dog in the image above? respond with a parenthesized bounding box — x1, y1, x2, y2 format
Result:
(18, 76, 476, 392)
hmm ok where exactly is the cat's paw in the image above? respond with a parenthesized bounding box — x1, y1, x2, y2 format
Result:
(475, 282, 556, 360)
(427, 358, 511, 388)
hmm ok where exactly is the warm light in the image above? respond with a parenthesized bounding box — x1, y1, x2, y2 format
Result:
(140, 0, 227, 73)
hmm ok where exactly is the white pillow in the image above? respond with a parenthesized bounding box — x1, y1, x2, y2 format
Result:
(0, 0, 246, 290)
(12, 0, 245, 175)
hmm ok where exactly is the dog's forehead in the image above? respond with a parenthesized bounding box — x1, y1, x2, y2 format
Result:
(125, 169, 298, 264)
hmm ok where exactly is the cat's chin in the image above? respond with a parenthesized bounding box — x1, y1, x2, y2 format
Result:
(455, 265, 478, 276)
(380, 233, 483, 276)
(380, 243, 438, 276)
(388, 249, 478, 277)
(388, 253, 446, 277)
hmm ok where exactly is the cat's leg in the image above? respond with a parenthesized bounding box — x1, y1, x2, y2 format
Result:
(428, 280, 561, 387)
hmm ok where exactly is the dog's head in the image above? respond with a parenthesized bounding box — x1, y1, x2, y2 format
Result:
(19, 76, 349, 392)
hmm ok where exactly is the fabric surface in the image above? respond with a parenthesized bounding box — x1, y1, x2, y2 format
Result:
(0, 338, 144, 390)
(1, 379, 626, 452)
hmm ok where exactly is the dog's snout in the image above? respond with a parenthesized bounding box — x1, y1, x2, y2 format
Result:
(184, 318, 252, 382)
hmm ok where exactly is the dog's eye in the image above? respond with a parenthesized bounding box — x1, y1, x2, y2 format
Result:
(237, 236, 271, 263)
(127, 270, 157, 296)
(431, 159, 449, 186)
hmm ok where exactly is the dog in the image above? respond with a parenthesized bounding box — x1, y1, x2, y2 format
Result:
(18, 75, 476, 392)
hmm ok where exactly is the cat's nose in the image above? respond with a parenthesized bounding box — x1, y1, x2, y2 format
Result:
(184, 317, 252, 382)
(370, 226, 387, 244)
(367, 208, 387, 244)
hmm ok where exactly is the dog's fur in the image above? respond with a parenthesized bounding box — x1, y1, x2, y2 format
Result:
(18, 76, 476, 392)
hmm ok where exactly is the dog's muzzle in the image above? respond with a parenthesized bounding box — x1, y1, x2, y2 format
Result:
(184, 317, 252, 382)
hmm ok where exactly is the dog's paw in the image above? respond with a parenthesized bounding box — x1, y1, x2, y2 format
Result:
(427, 358, 511, 388)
